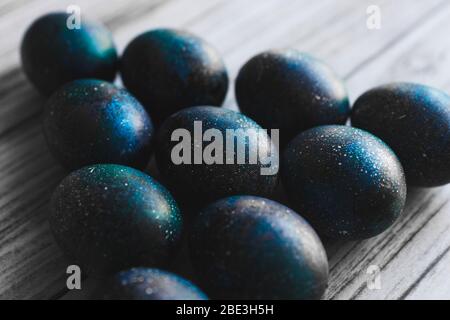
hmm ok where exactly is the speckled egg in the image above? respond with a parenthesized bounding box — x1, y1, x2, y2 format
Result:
(155, 106, 279, 206)
(43, 79, 154, 171)
(235, 49, 350, 144)
(351, 83, 450, 187)
(121, 28, 229, 124)
(21, 12, 117, 96)
(189, 196, 329, 300)
(50, 164, 182, 275)
(282, 125, 407, 240)
(92, 268, 207, 300)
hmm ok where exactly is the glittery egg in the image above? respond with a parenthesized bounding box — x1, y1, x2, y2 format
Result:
(92, 268, 207, 300)
(351, 83, 450, 187)
(282, 125, 407, 240)
(120, 28, 229, 124)
(155, 106, 279, 206)
(235, 49, 350, 144)
(21, 12, 117, 96)
(189, 196, 329, 300)
(50, 164, 182, 275)
(43, 79, 154, 171)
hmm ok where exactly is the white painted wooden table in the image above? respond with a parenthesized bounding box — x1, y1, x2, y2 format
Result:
(0, 0, 449, 300)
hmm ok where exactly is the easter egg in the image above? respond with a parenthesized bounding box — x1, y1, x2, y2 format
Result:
(120, 28, 229, 124)
(43, 79, 154, 171)
(92, 268, 207, 300)
(189, 196, 329, 300)
(50, 164, 182, 275)
(282, 125, 407, 240)
(21, 12, 117, 96)
(351, 83, 450, 187)
(155, 106, 279, 206)
(235, 49, 350, 144)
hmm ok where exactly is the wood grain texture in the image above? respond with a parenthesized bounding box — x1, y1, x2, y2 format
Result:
(0, 0, 449, 300)
(328, 3, 450, 300)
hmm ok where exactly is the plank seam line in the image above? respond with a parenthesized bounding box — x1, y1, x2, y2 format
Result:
(347, 199, 449, 300)
(329, 242, 359, 272)
(399, 243, 450, 300)
(0, 112, 41, 144)
(223, 0, 338, 56)
(329, 191, 436, 277)
(180, 0, 227, 31)
(103, 0, 169, 31)
(344, 0, 450, 81)
(327, 192, 436, 299)
(290, 0, 389, 56)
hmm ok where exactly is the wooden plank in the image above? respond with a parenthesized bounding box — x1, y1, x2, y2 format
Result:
(0, 118, 66, 299)
(326, 3, 450, 300)
(326, 188, 450, 300)
(405, 245, 450, 300)
(0, 0, 448, 299)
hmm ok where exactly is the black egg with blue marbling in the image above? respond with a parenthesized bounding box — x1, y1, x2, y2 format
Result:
(155, 106, 279, 206)
(92, 268, 207, 300)
(189, 196, 329, 300)
(21, 12, 117, 96)
(120, 28, 229, 124)
(282, 125, 407, 240)
(235, 49, 350, 144)
(351, 83, 450, 187)
(43, 79, 154, 171)
(50, 164, 182, 275)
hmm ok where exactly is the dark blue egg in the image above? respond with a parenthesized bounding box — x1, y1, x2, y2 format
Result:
(155, 106, 279, 207)
(189, 196, 329, 300)
(21, 12, 117, 96)
(351, 83, 450, 187)
(120, 28, 229, 124)
(43, 79, 154, 171)
(50, 164, 182, 275)
(282, 125, 407, 240)
(236, 50, 350, 144)
(92, 268, 207, 300)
